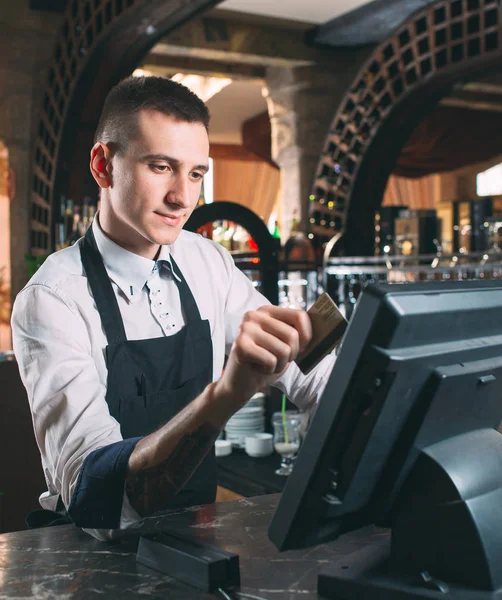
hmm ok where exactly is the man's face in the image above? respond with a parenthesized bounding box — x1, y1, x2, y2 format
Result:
(102, 110, 209, 257)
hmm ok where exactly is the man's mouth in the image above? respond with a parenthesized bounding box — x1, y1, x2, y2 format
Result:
(155, 212, 183, 226)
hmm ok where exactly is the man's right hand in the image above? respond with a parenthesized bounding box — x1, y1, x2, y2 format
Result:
(211, 305, 312, 421)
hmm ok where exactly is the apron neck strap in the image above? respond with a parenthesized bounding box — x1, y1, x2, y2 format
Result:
(80, 227, 127, 345)
(169, 256, 202, 322)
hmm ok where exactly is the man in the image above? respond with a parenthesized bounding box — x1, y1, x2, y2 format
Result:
(12, 76, 335, 540)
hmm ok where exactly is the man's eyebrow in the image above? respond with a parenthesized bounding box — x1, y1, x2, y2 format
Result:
(141, 154, 209, 173)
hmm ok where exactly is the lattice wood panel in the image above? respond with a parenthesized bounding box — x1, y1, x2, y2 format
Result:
(309, 0, 501, 250)
(31, 0, 140, 256)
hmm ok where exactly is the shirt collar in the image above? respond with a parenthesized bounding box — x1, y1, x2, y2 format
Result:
(91, 215, 180, 304)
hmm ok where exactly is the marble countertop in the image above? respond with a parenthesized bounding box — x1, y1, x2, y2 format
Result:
(0, 494, 384, 599)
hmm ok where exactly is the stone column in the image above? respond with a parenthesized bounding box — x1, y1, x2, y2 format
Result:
(264, 48, 373, 241)
(0, 1, 61, 301)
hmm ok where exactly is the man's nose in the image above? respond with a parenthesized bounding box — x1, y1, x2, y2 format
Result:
(167, 174, 191, 208)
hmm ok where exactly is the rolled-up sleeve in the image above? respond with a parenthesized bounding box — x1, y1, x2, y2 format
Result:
(11, 283, 141, 534)
(68, 437, 140, 528)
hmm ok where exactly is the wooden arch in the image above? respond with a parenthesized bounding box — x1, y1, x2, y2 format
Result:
(310, 0, 502, 256)
(185, 201, 279, 305)
(29, 0, 220, 256)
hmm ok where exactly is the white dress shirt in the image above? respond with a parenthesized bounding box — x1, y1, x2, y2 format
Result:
(11, 216, 335, 539)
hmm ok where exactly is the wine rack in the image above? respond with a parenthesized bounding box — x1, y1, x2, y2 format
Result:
(310, 0, 502, 253)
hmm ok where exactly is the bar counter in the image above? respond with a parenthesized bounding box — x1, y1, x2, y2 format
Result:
(0, 494, 384, 599)
(217, 451, 285, 496)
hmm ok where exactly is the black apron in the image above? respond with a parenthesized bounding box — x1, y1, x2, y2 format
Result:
(81, 227, 217, 509)
(27, 228, 217, 528)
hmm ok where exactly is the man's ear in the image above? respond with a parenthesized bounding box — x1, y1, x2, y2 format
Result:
(90, 143, 112, 188)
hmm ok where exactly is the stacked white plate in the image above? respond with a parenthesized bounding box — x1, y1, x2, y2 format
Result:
(225, 393, 266, 448)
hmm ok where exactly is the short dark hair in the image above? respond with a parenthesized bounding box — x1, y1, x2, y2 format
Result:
(94, 75, 210, 153)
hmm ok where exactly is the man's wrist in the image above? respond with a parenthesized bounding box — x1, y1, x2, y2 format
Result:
(200, 380, 246, 427)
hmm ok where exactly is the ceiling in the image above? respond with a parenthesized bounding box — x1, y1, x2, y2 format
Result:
(206, 80, 267, 144)
(216, 0, 375, 25)
(150, 0, 502, 150)
(149, 0, 382, 145)
(216, 0, 439, 47)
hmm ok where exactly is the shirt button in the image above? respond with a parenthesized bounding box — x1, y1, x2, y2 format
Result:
(159, 312, 169, 319)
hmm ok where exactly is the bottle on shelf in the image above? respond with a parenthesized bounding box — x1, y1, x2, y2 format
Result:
(272, 220, 281, 250)
(285, 209, 316, 264)
(54, 194, 66, 251)
(273, 220, 280, 237)
(222, 221, 235, 251)
(195, 179, 215, 237)
(198, 222, 213, 239)
(248, 236, 258, 252)
(291, 209, 300, 234)
(66, 206, 82, 246)
(396, 226, 414, 256)
(212, 220, 224, 245)
(82, 196, 91, 233)
(54, 195, 98, 251)
(65, 198, 74, 241)
(232, 224, 252, 253)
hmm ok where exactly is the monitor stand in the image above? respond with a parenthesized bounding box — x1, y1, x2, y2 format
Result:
(317, 428, 502, 599)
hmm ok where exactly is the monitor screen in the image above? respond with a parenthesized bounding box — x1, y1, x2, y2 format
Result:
(268, 280, 502, 554)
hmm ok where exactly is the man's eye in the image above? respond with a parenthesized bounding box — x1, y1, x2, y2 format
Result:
(150, 164, 169, 172)
(191, 172, 204, 180)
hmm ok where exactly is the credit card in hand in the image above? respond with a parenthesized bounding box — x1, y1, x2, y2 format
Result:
(295, 293, 347, 375)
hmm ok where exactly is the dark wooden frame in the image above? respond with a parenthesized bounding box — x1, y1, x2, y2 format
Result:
(185, 201, 279, 305)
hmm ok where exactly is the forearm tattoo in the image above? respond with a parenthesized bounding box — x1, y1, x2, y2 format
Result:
(125, 423, 220, 517)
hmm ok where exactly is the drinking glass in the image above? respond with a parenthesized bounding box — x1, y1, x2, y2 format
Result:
(272, 414, 302, 476)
